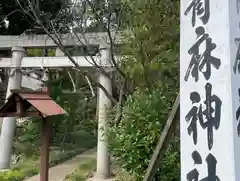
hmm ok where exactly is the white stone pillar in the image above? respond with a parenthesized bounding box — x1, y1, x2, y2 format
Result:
(55, 47, 64, 57)
(96, 43, 112, 179)
(0, 47, 25, 169)
(180, 1, 240, 180)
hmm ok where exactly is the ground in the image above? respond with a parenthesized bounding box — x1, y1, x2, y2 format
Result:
(24, 148, 96, 181)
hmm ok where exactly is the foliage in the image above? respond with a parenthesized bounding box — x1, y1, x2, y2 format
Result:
(71, 0, 125, 32)
(14, 69, 97, 157)
(0, 149, 85, 181)
(0, 0, 125, 35)
(0, 171, 25, 181)
(9, 130, 96, 180)
(109, 0, 180, 180)
(48, 73, 97, 144)
(0, 0, 70, 35)
(108, 87, 179, 181)
(65, 157, 96, 181)
(16, 49, 98, 152)
(120, 0, 179, 91)
(27, 48, 56, 57)
(10, 46, 98, 179)
(13, 120, 41, 158)
(1, 67, 98, 179)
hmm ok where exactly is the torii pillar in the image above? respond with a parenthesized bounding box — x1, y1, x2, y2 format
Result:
(180, 0, 240, 180)
(96, 43, 112, 179)
(0, 47, 25, 169)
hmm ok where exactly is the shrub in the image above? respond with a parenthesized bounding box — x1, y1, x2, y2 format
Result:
(108, 87, 179, 181)
(0, 170, 25, 181)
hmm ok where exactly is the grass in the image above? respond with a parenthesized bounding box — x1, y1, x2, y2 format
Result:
(0, 130, 97, 181)
(114, 169, 135, 181)
(11, 147, 89, 179)
(0, 148, 95, 181)
(65, 157, 96, 181)
(65, 158, 134, 181)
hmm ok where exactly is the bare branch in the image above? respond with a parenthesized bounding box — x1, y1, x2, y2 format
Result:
(84, 75, 95, 97)
(114, 84, 124, 126)
(0, 9, 21, 25)
(94, 81, 117, 104)
(71, 30, 110, 78)
(85, 0, 126, 79)
(15, 0, 119, 104)
(67, 71, 76, 92)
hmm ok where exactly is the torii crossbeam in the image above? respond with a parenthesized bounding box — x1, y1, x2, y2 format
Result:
(0, 56, 120, 68)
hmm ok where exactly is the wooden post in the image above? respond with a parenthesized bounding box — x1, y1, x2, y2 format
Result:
(40, 66, 51, 181)
(40, 118, 52, 181)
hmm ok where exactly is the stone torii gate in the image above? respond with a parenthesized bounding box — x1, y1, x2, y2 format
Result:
(0, 32, 122, 179)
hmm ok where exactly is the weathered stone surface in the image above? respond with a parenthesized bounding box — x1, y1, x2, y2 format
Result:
(0, 32, 123, 49)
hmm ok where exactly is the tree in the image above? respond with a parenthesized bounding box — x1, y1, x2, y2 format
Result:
(0, 0, 70, 35)
(120, 0, 179, 90)
(70, 0, 124, 32)
(108, 0, 180, 180)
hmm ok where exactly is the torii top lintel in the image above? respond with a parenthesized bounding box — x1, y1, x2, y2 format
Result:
(0, 32, 122, 50)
